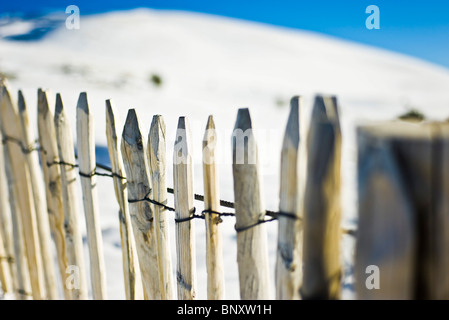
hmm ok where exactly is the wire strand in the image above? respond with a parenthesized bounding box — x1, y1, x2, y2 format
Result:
(3, 136, 356, 235)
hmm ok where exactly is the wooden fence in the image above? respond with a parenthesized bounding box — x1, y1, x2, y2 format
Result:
(1, 80, 445, 300)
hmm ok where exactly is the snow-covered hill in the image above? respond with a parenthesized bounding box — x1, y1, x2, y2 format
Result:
(1, 8, 448, 299)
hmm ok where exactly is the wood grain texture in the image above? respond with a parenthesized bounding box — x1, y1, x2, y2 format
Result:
(275, 97, 304, 300)
(105, 100, 143, 300)
(121, 109, 160, 300)
(54, 93, 88, 300)
(37, 89, 71, 299)
(302, 95, 342, 300)
(202, 115, 225, 300)
(148, 115, 174, 300)
(1, 138, 31, 299)
(18, 90, 58, 300)
(76, 92, 107, 300)
(232, 108, 270, 300)
(173, 116, 197, 300)
(0, 85, 46, 300)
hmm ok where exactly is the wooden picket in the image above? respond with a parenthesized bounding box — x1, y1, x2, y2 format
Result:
(37, 89, 71, 300)
(76, 92, 107, 299)
(173, 117, 197, 300)
(2, 137, 31, 300)
(232, 108, 271, 300)
(105, 100, 143, 300)
(148, 115, 174, 300)
(302, 95, 342, 300)
(275, 96, 303, 300)
(121, 109, 160, 300)
(202, 115, 225, 300)
(355, 121, 449, 300)
(18, 90, 58, 299)
(54, 93, 88, 300)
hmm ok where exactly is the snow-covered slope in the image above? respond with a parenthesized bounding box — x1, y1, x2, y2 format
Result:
(0, 8, 448, 299)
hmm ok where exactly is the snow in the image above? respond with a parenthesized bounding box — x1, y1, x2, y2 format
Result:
(1, 8, 449, 300)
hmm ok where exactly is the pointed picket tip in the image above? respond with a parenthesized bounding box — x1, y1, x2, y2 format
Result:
(177, 116, 187, 130)
(105, 100, 117, 136)
(37, 89, 50, 116)
(206, 115, 215, 130)
(174, 116, 192, 161)
(122, 109, 142, 147)
(150, 115, 166, 138)
(311, 95, 328, 123)
(17, 90, 27, 113)
(55, 93, 65, 118)
(203, 115, 217, 149)
(175, 116, 191, 145)
(0, 83, 13, 106)
(0, 85, 18, 121)
(77, 92, 89, 114)
(282, 97, 301, 151)
(149, 115, 167, 161)
(0, 79, 10, 95)
(105, 99, 114, 120)
(311, 94, 340, 125)
(234, 108, 252, 132)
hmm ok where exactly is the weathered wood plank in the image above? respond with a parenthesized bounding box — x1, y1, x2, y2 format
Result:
(54, 93, 88, 300)
(105, 100, 143, 300)
(18, 90, 59, 300)
(1, 139, 31, 300)
(121, 109, 160, 300)
(148, 115, 174, 300)
(173, 116, 196, 300)
(76, 92, 107, 300)
(302, 95, 342, 300)
(355, 122, 423, 299)
(275, 97, 303, 300)
(37, 89, 71, 299)
(202, 115, 225, 300)
(232, 108, 270, 300)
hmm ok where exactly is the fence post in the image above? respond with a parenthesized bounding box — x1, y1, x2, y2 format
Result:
(232, 108, 270, 300)
(148, 115, 174, 300)
(0, 120, 17, 296)
(54, 93, 88, 300)
(121, 109, 160, 300)
(202, 115, 225, 300)
(76, 92, 107, 300)
(0, 84, 46, 300)
(173, 116, 196, 300)
(275, 97, 303, 300)
(356, 122, 449, 300)
(302, 95, 342, 300)
(17, 90, 59, 299)
(37, 89, 71, 299)
(105, 100, 143, 300)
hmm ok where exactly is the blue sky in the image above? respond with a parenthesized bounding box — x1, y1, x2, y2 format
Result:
(2, 0, 449, 69)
